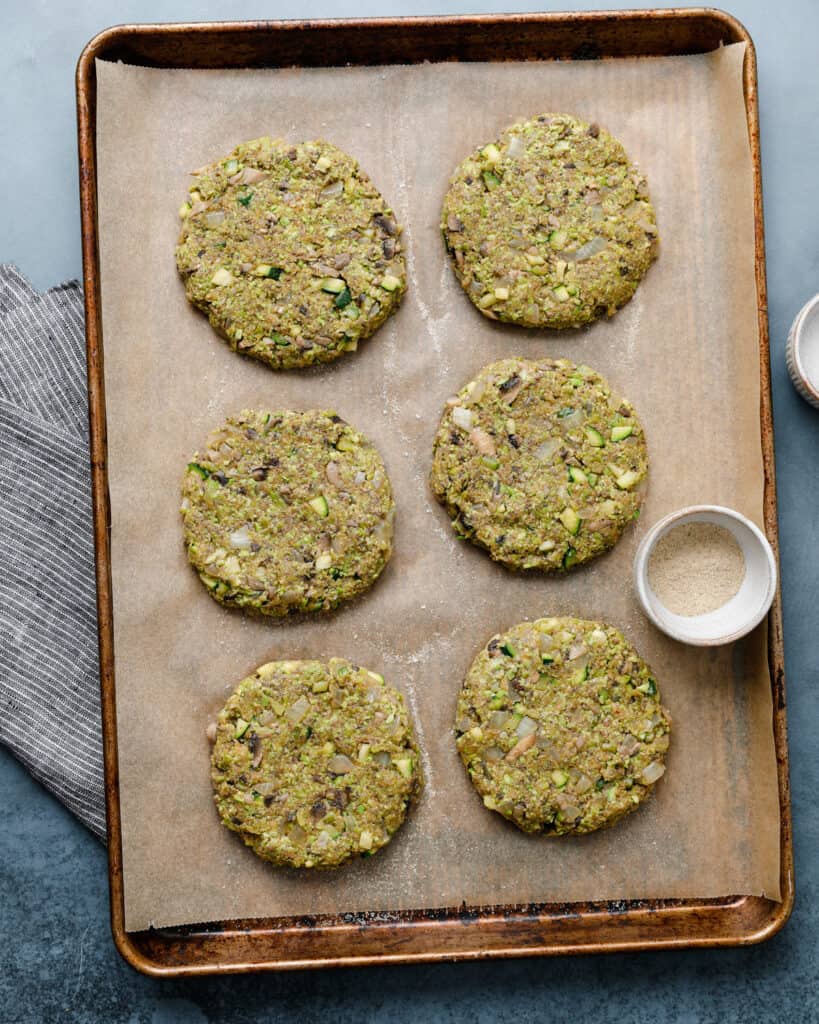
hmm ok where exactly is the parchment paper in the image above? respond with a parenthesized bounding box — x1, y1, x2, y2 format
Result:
(95, 43, 781, 933)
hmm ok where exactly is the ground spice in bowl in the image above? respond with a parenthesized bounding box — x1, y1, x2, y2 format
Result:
(647, 521, 746, 616)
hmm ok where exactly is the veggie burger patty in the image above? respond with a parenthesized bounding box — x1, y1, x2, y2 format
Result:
(211, 659, 423, 868)
(441, 113, 658, 329)
(456, 617, 671, 835)
(181, 409, 394, 617)
(176, 137, 406, 369)
(430, 358, 648, 572)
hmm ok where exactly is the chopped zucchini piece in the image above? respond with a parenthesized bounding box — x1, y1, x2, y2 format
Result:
(568, 466, 587, 484)
(308, 495, 330, 517)
(253, 264, 284, 279)
(187, 462, 210, 479)
(320, 277, 347, 294)
(585, 426, 605, 447)
(380, 274, 402, 292)
(615, 470, 641, 490)
(563, 546, 579, 570)
(553, 285, 570, 302)
(482, 169, 501, 190)
(549, 229, 568, 248)
(334, 286, 353, 309)
(551, 770, 569, 787)
(611, 425, 634, 442)
(234, 718, 250, 739)
(559, 507, 581, 535)
(500, 641, 517, 658)
(482, 456, 500, 470)
(315, 155, 332, 172)
(224, 159, 239, 174)
(637, 678, 658, 696)
(394, 757, 414, 778)
(481, 143, 501, 163)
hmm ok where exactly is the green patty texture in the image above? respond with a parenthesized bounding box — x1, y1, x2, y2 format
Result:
(211, 659, 423, 868)
(456, 618, 671, 835)
(441, 113, 658, 329)
(181, 409, 394, 617)
(430, 358, 647, 572)
(176, 137, 406, 369)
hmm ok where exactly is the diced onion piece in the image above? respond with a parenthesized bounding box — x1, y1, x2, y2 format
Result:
(229, 526, 252, 549)
(451, 406, 474, 431)
(558, 408, 586, 431)
(484, 746, 505, 762)
(534, 438, 560, 461)
(320, 180, 344, 200)
(315, 553, 332, 570)
(313, 830, 332, 851)
(328, 754, 355, 774)
(488, 710, 510, 730)
(515, 716, 538, 738)
(204, 210, 226, 227)
(507, 135, 525, 159)
(566, 236, 608, 262)
(567, 643, 587, 661)
(574, 774, 594, 795)
(286, 696, 310, 724)
(211, 267, 234, 286)
(373, 516, 392, 544)
(373, 751, 392, 767)
(641, 761, 666, 785)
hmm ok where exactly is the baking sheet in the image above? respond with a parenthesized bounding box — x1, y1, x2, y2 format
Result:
(94, 43, 781, 933)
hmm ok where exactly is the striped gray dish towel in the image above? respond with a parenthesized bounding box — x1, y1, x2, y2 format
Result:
(0, 265, 105, 839)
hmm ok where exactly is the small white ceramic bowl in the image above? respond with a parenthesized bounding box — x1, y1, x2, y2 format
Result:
(633, 505, 777, 646)
(786, 292, 819, 408)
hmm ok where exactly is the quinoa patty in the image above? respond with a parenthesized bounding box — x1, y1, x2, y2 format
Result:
(176, 137, 406, 369)
(211, 659, 423, 868)
(181, 409, 394, 617)
(430, 358, 647, 572)
(441, 113, 658, 329)
(455, 618, 671, 835)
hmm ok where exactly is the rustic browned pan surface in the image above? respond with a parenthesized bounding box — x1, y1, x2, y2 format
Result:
(76, 9, 793, 976)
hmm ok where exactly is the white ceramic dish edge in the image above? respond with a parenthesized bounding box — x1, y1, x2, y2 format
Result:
(785, 292, 819, 409)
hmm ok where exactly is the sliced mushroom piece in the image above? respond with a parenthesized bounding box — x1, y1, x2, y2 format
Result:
(469, 428, 496, 457)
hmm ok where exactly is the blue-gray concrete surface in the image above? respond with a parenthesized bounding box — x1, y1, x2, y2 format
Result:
(2, 2, 817, 1020)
